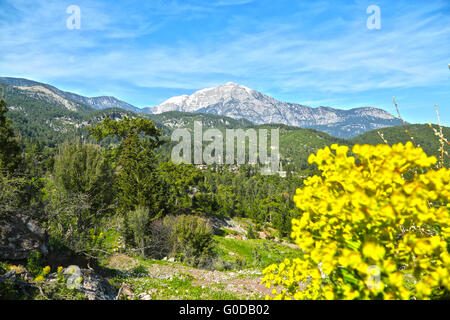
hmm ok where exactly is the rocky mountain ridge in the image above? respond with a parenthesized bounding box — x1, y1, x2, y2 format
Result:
(149, 82, 403, 138)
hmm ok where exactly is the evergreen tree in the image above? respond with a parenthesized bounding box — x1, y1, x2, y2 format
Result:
(0, 99, 21, 173)
(89, 117, 171, 248)
(89, 117, 169, 214)
(45, 140, 115, 253)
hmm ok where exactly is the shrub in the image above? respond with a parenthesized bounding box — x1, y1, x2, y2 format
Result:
(45, 141, 114, 254)
(125, 206, 152, 256)
(0, 175, 24, 218)
(262, 143, 450, 300)
(164, 214, 216, 268)
(0, 174, 42, 219)
(246, 226, 258, 239)
(146, 219, 172, 259)
(27, 252, 43, 277)
(131, 264, 148, 276)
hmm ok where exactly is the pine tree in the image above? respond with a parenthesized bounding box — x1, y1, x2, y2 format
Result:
(89, 117, 169, 213)
(89, 117, 171, 248)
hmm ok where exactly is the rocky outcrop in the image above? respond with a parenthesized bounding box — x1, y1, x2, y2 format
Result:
(207, 216, 247, 235)
(50, 265, 117, 300)
(0, 212, 48, 260)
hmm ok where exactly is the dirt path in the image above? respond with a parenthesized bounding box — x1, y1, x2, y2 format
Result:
(146, 262, 271, 297)
(106, 254, 272, 298)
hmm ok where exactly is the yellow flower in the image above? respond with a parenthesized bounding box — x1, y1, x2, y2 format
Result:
(34, 275, 44, 282)
(42, 266, 51, 276)
(362, 243, 385, 261)
(262, 143, 450, 300)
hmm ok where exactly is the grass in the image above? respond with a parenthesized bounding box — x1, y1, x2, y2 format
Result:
(112, 271, 262, 300)
(92, 218, 300, 300)
(214, 236, 301, 270)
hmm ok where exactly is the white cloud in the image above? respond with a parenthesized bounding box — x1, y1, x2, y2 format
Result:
(0, 0, 448, 113)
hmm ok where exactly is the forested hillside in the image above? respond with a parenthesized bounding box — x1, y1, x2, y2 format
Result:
(1, 84, 449, 301)
(351, 124, 450, 167)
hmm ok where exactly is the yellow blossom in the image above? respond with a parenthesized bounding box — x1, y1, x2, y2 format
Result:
(262, 143, 450, 300)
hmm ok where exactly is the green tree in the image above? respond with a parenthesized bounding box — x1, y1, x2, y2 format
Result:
(0, 99, 27, 219)
(89, 117, 168, 212)
(0, 99, 21, 173)
(45, 140, 115, 253)
(216, 185, 236, 217)
(89, 117, 171, 248)
(158, 160, 203, 210)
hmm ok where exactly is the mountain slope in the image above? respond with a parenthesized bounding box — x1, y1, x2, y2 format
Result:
(0, 77, 140, 113)
(149, 82, 403, 138)
(2, 79, 447, 171)
(351, 124, 450, 167)
(1, 82, 349, 172)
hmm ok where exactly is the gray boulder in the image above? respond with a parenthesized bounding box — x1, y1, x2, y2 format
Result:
(77, 268, 117, 300)
(0, 212, 48, 260)
(45, 266, 117, 300)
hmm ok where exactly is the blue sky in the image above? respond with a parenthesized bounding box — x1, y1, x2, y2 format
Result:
(0, 0, 449, 125)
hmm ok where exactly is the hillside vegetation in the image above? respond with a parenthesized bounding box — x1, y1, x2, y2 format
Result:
(1, 81, 449, 301)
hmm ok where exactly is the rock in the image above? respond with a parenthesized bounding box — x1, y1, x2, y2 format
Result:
(207, 216, 247, 235)
(138, 293, 152, 300)
(77, 268, 117, 300)
(116, 282, 134, 300)
(0, 212, 47, 260)
(53, 266, 117, 300)
(167, 257, 175, 262)
(0, 264, 117, 300)
(0, 270, 16, 283)
(0, 269, 35, 298)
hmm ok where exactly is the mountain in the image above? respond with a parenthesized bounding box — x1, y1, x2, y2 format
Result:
(149, 82, 403, 138)
(1, 76, 447, 170)
(1, 77, 404, 138)
(0, 77, 140, 113)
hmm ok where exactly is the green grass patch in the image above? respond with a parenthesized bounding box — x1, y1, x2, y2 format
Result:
(214, 236, 301, 270)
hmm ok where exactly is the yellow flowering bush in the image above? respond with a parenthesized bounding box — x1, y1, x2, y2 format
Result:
(262, 142, 450, 300)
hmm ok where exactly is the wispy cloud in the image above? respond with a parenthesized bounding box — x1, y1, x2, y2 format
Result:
(0, 0, 448, 124)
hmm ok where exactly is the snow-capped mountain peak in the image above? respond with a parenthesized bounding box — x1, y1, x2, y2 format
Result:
(149, 82, 403, 138)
